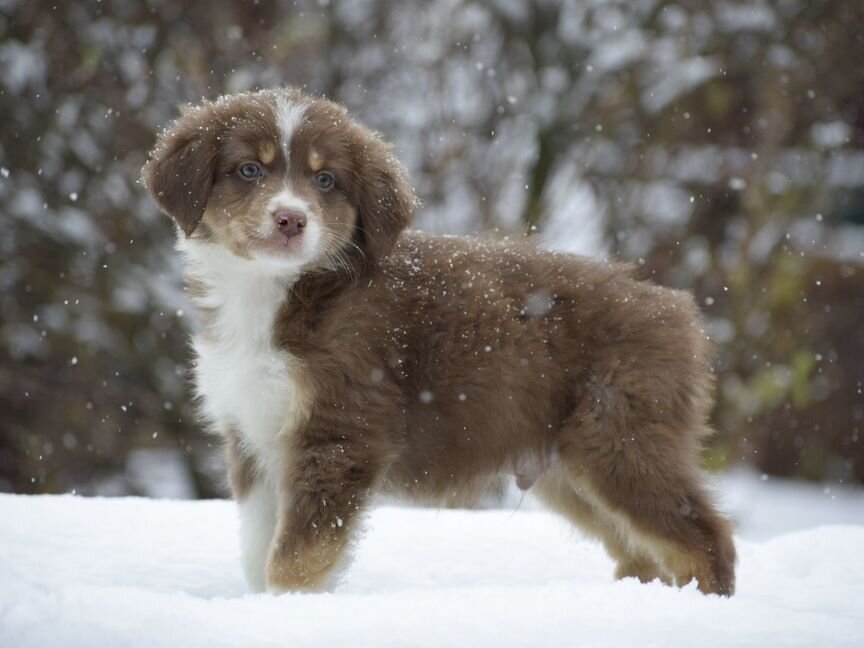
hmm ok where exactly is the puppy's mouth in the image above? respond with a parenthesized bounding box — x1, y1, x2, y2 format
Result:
(250, 230, 306, 255)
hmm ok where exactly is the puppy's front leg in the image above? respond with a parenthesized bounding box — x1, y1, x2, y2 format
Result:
(266, 434, 379, 593)
(225, 430, 276, 593)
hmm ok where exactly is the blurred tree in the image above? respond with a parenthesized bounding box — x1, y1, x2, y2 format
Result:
(1, 0, 862, 496)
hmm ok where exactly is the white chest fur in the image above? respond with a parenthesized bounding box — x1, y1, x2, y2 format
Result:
(181, 241, 310, 467)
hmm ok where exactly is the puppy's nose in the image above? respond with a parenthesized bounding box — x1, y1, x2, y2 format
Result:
(273, 210, 307, 238)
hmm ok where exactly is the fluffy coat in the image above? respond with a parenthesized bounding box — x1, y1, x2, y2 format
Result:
(142, 88, 736, 596)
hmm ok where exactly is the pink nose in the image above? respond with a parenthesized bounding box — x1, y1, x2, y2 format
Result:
(273, 210, 307, 238)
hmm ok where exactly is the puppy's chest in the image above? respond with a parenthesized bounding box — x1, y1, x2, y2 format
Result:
(191, 281, 308, 455)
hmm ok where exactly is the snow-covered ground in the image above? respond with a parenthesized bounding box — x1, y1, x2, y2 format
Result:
(1, 470, 862, 648)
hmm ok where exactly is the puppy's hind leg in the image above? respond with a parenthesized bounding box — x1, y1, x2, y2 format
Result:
(557, 384, 736, 595)
(534, 469, 671, 586)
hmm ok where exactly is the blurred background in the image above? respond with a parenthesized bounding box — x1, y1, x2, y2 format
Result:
(1, 0, 862, 499)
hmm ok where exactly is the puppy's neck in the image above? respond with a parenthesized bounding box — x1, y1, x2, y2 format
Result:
(179, 238, 297, 345)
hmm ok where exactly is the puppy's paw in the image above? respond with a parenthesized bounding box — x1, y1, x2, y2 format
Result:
(265, 582, 293, 596)
(266, 551, 324, 593)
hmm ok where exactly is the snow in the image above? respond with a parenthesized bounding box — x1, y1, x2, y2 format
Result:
(1, 471, 863, 648)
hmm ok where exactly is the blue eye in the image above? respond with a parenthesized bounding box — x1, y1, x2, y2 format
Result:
(314, 171, 335, 190)
(239, 163, 262, 179)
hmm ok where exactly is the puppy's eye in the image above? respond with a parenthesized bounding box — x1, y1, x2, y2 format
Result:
(238, 163, 262, 179)
(314, 171, 335, 190)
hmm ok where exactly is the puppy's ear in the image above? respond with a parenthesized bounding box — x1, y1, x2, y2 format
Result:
(352, 132, 416, 263)
(142, 111, 218, 237)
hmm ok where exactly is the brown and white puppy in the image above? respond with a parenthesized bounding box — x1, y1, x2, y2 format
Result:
(142, 87, 736, 596)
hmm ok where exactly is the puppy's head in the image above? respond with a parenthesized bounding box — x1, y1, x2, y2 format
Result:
(142, 88, 415, 274)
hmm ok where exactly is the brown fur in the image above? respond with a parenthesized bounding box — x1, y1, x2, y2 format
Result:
(142, 88, 736, 596)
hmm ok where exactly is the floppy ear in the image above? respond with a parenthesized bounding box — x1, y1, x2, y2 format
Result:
(141, 113, 218, 237)
(352, 132, 416, 263)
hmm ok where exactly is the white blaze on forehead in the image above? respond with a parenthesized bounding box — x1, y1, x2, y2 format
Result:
(274, 94, 307, 159)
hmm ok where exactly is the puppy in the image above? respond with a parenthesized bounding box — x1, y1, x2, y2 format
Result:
(142, 88, 736, 596)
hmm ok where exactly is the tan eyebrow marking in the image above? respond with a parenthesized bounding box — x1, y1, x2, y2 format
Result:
(258, 141, 276, 165)
(308, 148, 324, 172)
